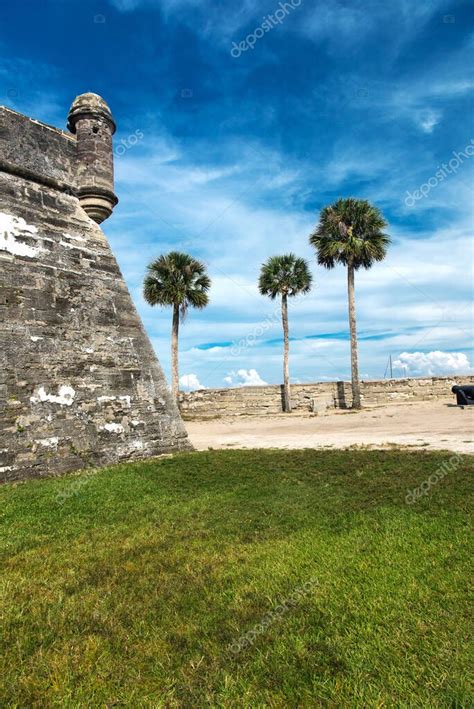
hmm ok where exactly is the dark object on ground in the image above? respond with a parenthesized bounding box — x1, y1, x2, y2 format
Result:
(452, 385, 474, 406)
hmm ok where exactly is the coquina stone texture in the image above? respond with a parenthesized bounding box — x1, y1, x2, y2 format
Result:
(179, 375, 474, 419)
(0, 94, 191, 482)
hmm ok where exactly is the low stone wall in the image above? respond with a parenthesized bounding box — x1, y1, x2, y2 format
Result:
(179, 375, 474, 419)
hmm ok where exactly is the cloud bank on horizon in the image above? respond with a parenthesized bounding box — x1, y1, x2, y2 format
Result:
(1, 0, 472, 388)
(393, 351, 472, 377)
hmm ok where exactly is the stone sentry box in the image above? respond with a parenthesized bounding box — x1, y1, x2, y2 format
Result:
(0, 93, 191, 482)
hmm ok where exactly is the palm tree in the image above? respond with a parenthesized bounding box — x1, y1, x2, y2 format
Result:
(143, 251, 211, 403)
(309, 198, 390, 409)
(258, 254, 312, 413)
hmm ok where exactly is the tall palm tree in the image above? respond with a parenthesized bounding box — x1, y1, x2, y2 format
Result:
(310, 198, 390, 409)
(143, 251, 211, 403)
(258, 254, 312, 413)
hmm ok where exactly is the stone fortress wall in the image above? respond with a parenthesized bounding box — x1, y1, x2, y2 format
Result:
(0, 94, 191, 482)
(179, 375, 474, 419)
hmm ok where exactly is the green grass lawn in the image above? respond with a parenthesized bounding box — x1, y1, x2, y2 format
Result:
(1, 449, 472, 707)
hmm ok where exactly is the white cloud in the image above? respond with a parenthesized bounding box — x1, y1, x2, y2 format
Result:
(393, 351, 472, 377)
(179, 373, 206, 391)
(224, 369, 268, 386)
(108, 0, 142, 9)
(300, 0, 448, 52)
(326, 37, 473, 138)
(415, 108, 441, 134)
(107, 0, 257, 43)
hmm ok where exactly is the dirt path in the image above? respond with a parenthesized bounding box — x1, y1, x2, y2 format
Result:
(186, 400, 474, 455)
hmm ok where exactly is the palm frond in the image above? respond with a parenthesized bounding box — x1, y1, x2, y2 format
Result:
(259, 253, 313, 299)
(309, 198, 390, 270)
(143, 251, 211, 319)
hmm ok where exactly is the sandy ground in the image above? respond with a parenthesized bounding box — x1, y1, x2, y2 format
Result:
(186, 400, 474, 455)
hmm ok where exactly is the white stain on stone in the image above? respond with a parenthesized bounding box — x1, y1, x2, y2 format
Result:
(36, 437, 59, 448)
(59, 240, 95, 257)
(0, 466, 14, 473)
(30, 336, 43, 342)
(64, 233, 86, 242)
(97, 395, 131, 407)
(97, 395, 116, 403)
(130, 440, 144, 450)
(59, 240, 76, 249)
(101, 423, 124, 434)
(0, 212, 42, 258)
(30, 385, 76, 406)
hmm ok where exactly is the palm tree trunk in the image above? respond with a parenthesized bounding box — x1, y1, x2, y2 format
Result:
(347, 263, 361, 409)
(171, 303, 180, 404)
(281, 293, 291, 413)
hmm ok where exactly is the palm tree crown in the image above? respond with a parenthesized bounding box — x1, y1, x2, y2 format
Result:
(143, 251, 210, 318)
(258, 253, 312, 299)
(309, 198, 390, 270)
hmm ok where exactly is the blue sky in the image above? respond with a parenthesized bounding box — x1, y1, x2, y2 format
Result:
(1, 0, 473, 389)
